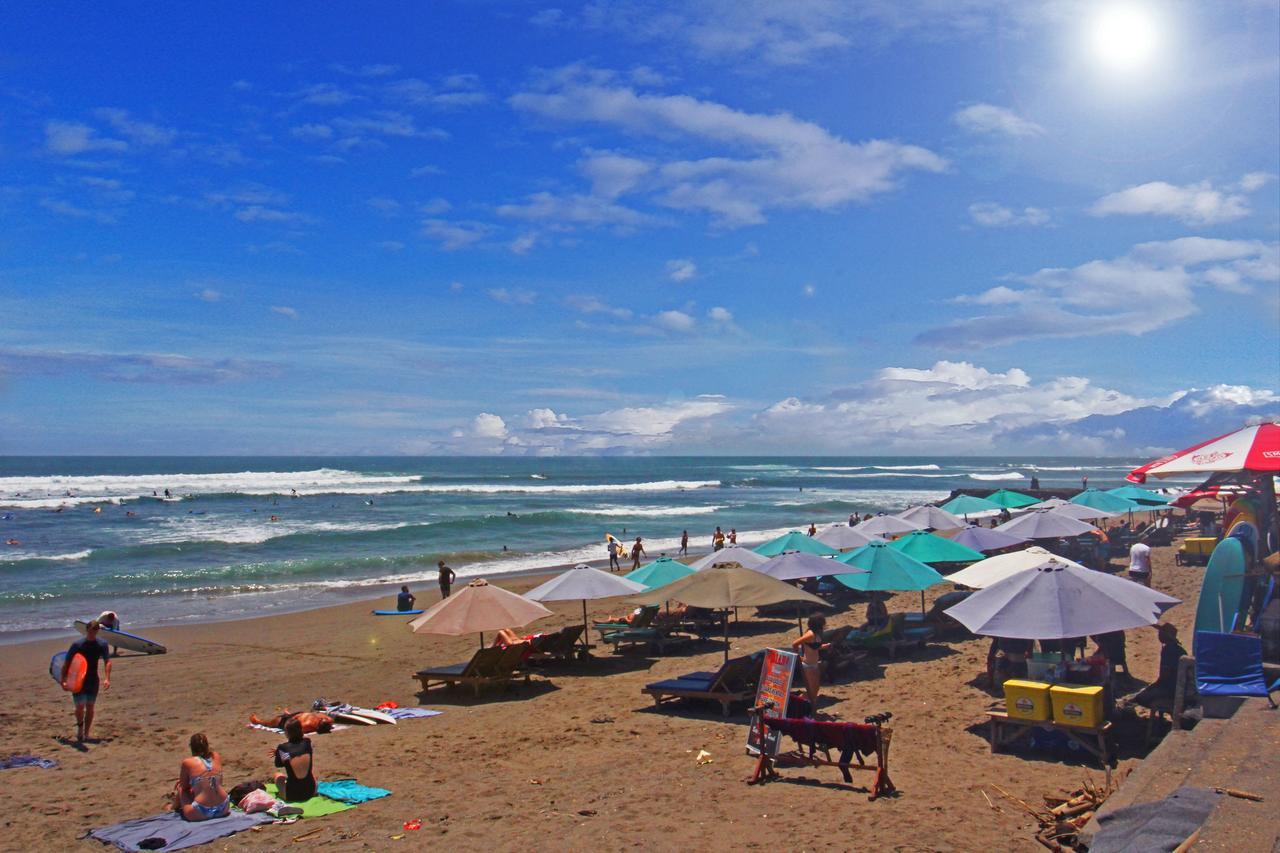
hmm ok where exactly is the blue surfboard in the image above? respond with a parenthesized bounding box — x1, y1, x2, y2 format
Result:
(372, 609, 423, 616)
(1195, 537, 1247, 638)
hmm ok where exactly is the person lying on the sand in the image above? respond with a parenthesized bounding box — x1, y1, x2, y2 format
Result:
(171, 732, 230, 821)
(249, 710, 334, 734)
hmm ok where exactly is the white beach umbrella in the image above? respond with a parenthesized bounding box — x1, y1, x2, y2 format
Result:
(689, 546, 769, 571)
(1025, 500, 1117, 522)
(946, 545, 1084, 589)
(855, 514, 923, 538)
(995, 509, 1096, 539)
(409, 578, 552, 647)
(815, 524, 874, 550)
(896, 504, 965, 532)
(756, 551, 849, 582)
(525, 565, 646, 652)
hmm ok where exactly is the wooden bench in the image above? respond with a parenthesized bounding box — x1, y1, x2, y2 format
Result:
(986, 711, 1112, 782)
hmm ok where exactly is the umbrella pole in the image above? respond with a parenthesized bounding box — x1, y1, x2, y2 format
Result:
(479, 631, 485, 649)
(921, 590, 926, 615)
(723, 612, 730, 663)
(581, 599, 590, 655)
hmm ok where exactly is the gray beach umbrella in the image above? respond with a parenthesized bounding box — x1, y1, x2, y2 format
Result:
(757, 551, 851, 582)
(994, 509, 1096, 539)
(525, 565, 646, 653)
(943, 557, 1180, 639)
(815, 524, 874, 550)
(854, 514, 923, 538)
(689, 546, 769, 571)
(896, 504, 966, 532)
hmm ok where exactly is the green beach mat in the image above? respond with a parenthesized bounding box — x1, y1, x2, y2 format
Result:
(265, 784, 355, 818)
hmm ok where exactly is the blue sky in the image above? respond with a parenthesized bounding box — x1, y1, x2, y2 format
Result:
(1, 0, 1277, 455)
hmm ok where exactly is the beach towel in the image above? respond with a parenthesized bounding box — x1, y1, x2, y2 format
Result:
(1090, 787, 1219, 853)
(316, 780, 391, 804)
(88, 811, 273, 852)
(263, 784, 354, 818)
(247, 722, 349, 735)
(383, 707, 442, 721)
(0, 754, 58, 770)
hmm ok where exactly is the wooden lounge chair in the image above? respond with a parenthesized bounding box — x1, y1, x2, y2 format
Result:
(819, 625, 867, 682)
(525, 625, 587, 665)
(844, 614, 934, 660)
(413, 644, 530, 697)
(641, 653, 761, 716)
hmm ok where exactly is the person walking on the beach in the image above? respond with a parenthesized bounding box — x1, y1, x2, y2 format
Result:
(397, 585, 416, 611)
(1082, 475, 1088, 490)
(1128, 541, 1152, 587)
(807, 522, 817, 537)
(437, 561, 456, 598)
(679, 530, 688, 556)
(712, 527, 725, 551)
(630, 537, 645, 570)
(62, 619, 111, 743)
(608, 537, 622, 571)
(728, 528, 737, 545)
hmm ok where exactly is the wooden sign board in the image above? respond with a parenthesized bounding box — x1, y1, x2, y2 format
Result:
(746, 648, 797, 756)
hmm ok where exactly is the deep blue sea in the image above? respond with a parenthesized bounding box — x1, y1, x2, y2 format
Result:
(0, 456, 1182, 639)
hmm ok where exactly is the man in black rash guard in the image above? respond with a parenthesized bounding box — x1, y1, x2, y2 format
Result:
(62, 619, 111, 743)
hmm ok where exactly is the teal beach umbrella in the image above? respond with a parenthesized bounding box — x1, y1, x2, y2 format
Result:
(1106, 485, 1172, 507)
(939, 494, 1003, 517)
(623, 557, 696, 590)
(834, 540, 945, 611)
(985, 488, 1040, 509)
(888, 530, 985, 564)
(754, 531, 839, 557)
(1070, 488, 1141, 514)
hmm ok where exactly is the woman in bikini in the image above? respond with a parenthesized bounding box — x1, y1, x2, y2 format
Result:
(792, 614, 829, 710)
(173, 733, 230, 821)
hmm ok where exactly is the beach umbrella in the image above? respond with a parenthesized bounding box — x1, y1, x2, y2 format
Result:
(757, 551, 848, 582)
(995, 509, 1096, 539)
(985, 488, 1040, 509)
(834, 540, 945, 612)
(896, 504, 966, 532)
(689, 545, 769, 571)
(887, 530, 985, 564)
(939, 493, 1004, 518)
(1171, 483, 1250, 511)
(754, 531, 839, 557)
(1128, 422, 1280, 482)
(854, 514, 923, 538)
(525, 565, 646, 653)
(629, 563, 827, 661)
(815, 524, 874, 551)
(1038, 501, 1118, 522)
(1071, 488, 1142, 514)
(623, 557, 696, 590)
(946, 546, 1084, 589)
(948, 525, 1028, 554)
(409, 578, 552, 647)
(943, 558, 1180, 639)
(1106, 485, 1171, 506)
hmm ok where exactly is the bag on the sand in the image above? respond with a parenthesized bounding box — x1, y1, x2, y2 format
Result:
(239, 789, 277, 814)
(229, 780, 264, 805)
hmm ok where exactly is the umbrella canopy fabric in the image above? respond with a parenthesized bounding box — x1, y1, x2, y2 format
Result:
(948, 525, 1028, 553)
(939, 494, 1004, 517)
(1171, 483, 1250, 511)
(887, 530, 985, 564)
(1128, 422, 1280, 482)
(896, 504, 966, 532)
(1106, 485, 1171, 506)
(943, 558, 1181, 639)
(409, 579, 552, 636)
(833, 540, 945, 591)
(757, 551, 852, 582)
(525, 565, 646, 602)
(985, 488, 1040, 509)
(623, 557, 696, 590)
(995, 509, 1096, 539)
(946, 546, 1083, 589)
(1071, 488, 1142, 514)
(628, 563, 827, 609)
(853, 514, 923, 537)
(754, 531, 840, 557)
(689, 546, 769, 571)
(1042, 501, 1119, 521)
(815, 524, 875, 550)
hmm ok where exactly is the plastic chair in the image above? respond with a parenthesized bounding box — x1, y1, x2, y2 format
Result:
(1194, 630, 1279, 708)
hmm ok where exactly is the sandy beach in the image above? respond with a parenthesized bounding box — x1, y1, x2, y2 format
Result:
(0, 543, 1203, 852)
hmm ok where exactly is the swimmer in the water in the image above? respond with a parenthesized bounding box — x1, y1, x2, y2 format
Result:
(5, 539, 19, 546)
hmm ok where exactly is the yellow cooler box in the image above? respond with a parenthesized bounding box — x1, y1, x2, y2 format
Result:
(1050, 685, 1104, 728)
(1003, 679, 1052, 722)
(1177, 537, 1217, 565)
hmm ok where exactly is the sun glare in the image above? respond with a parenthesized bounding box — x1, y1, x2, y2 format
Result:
(1089, 5, 1160, 72)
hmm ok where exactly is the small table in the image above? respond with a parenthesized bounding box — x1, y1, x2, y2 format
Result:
(986, 712, 1113, 782)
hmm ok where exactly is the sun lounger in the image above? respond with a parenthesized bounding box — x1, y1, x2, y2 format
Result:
(593, 604, 659, 639)
(599, 624, 692, 654)
(525, 625, 587, 665)
(819, 625, 867, 682)
(843, 614, 934, 659)
(641, 653, 761, 715)
(1195, 630, 1279, 708)
(413, 644, 530, 696)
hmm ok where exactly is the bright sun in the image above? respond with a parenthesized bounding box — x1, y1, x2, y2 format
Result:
(1089, 5, 1161, 72)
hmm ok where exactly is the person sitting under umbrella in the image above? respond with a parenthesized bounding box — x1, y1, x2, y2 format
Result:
(986, 636, 1032, 686)
(1127, 623, 1187, 709)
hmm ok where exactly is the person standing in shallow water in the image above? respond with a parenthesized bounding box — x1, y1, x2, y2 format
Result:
(630, 537, 645, 570)
(437, 561, 455, 598)
(679, 530, 688, 556)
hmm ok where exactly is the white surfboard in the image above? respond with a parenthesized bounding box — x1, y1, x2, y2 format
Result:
(75, 621, 167, 655)
(330, 711, 377, 726)
(345, 706, 397, 725)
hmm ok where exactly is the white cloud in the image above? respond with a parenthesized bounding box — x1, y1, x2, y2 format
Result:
(496, 191, 657, 230)
(366, 197, 401, 215)
(271, 305, 299, 319)
(487, 287, 537, 305)
(410, 164, 444, 178)
(666, 258, 697, 282)
(653, 309, 695, 332)
(1090, 177, 1260, 225)
(384, 76, 489, 109)
(421, 218, 491, 250)
(1238, 172, 1275, 193)
(526, 407, 572, 429)
(291, 123, 334, 140)
(376, 240, 405, 252)
(952, 103, 1045, 138)
(565, 294, 633, 319)
(235, 205, 308, 224)
(968, 201, 1049, 227)
(802, 283, 816, 297)
(511, 233, 538, 254)
(511, 68, 946, 227)
(195, 288, 223, 303)
(419, 197, 452, 215)
(38, 198, 116, 224)
(707, 306, 733, 323)
(333, 63, 400, 77)
(918, 237, 1278, 348)
(331, 111, 447, 142)
(296, 83, 358, 106)
(94, 108, 177, 147)
(44, 120, 127, 155)
(449, 281, 465, 293)
(472, 412, 508, 438)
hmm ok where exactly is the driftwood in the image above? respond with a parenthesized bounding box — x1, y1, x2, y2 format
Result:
(983, 773, 1121, 852)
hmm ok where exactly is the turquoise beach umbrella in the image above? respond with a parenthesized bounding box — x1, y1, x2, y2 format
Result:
(834, 540, 945, 612)
(1105, 485, 1170, 506)
(1070, 488, 1141, 514)
(754, 531, 839, 557)
(985, 489, 1040, 509)
(939, 494, 1003, 517)
(623, 557, 695, 591)
(887, 530, 985, 565)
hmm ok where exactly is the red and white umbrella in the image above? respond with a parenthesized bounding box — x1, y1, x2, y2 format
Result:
(1171, 483, 1252, 511)
(1127, 422, 1280, 483)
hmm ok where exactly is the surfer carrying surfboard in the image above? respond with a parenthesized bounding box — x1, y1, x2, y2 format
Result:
(61, 619, 111, 743)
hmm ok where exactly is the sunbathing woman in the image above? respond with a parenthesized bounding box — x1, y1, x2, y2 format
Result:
(249, 710, 334, 734)
(493, 628, 530, 647)
(172, 733, 230, 821)
(273, 717, 317, 802)
(792, 614, 829, 710)
(861, 594, 890, 632)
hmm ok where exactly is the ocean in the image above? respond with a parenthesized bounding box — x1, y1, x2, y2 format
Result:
(0, 455, 1182, 640)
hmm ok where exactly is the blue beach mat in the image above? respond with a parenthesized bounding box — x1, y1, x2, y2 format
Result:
(316, 780, 391, 804)
(384, 707, 442, 721)
(88, 811, 274, 852)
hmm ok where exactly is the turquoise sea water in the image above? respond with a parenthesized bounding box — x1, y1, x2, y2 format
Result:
(0, 456, 1184, 639)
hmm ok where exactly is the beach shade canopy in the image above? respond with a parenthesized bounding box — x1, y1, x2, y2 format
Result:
(689, 545, 769, 571)
(939, 494, 1004, 518)
(815, 523, 875, 551)
(985, 488, 1040, 509)
(1071, 488, 1143, 514)
(946, 546, 1084, 589)
(754, 531, 839, 557)
(1040, 501, 1119, 522)
(896, 504, 966, 532)
(887, 530, 985, 564)
(409, 579, 552, 644)
(525, 565, 646, 651)
(833, 540, 945, 592)
(949, 525, 1028, 554)
(1171, 483, 1250, 511)
(943, 558, 1181, 639)
(757, 551, 853, 582)
(995, 509, 1097, 539)
(853, 514, 923, 538)
(623, 556, 696, 590)
(1106, 485, 1172, 506)
(1128, 422, 1280, 482)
